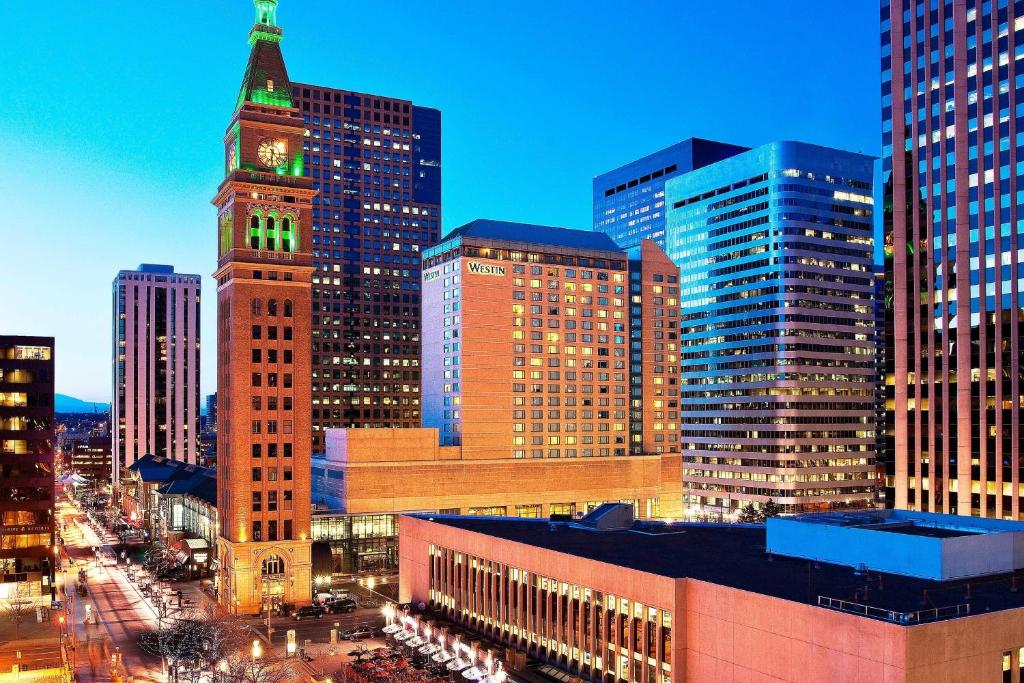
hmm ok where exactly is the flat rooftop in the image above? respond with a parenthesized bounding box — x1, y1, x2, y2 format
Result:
(439, 219, 622, 253)
(414, 514, 1024, 623)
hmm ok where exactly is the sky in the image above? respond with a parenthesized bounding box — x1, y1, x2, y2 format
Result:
(0, 1, 880, 402)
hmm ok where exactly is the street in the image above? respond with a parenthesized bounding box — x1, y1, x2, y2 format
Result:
(56, 493, 389, 682)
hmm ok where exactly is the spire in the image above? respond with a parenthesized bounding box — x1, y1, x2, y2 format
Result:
(235, 0, 293, 110)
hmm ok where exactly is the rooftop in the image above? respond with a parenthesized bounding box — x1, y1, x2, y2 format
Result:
(413, 513, 1024, 623)
(440, 219, 622, 254)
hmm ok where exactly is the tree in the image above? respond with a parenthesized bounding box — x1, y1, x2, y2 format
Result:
(143, 541, 179, 576)
(221, 652, 299, 683)
(737, 503, 761, 524)
(139, 610, 226, 683)
(2, 582, 32, 639)
(761, 499, 782, 519)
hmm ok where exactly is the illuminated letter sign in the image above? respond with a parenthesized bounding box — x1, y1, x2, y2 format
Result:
(466, 262, 505, 276)
(423, 269, 441, 282)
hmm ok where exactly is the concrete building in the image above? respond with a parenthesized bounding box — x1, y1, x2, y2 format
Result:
(0, 336, 56, 599)
(291, 82, 441, 451)
(593, 138, 748, 250)
(882, 0, 1024, 517)
(668, 141, 877, 515)
(111, 264, 201, 487)
(212, 0, 313, 615)
(69, 436, 111, 487)
(399, 506, 1024, 683)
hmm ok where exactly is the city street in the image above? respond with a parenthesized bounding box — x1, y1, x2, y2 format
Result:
(55, 493, 390, 681)
(57, 495, 165, 682)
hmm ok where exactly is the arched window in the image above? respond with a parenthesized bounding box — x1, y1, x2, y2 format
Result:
(283, 300, 293, 317)
(249, 215, 261, 250)
(267, 299, 278, 316)
(261, 555, 284, 576)
(281, 217, 293, 252)
(251, 298, 262, 316)
(266, 216, 277, 251)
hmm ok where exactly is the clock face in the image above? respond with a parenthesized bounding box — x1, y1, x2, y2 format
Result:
(257, 138, 287, 168)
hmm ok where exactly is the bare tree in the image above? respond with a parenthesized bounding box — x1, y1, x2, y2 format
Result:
(220, 652, 300, 683)
(2, 582, 33, 639)
(139, 609, 227, 683)
(143, 541, 179, 576)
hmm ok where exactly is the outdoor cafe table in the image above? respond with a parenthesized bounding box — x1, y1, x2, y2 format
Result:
(382, 624, 403, 635)
(432, 651, 454, 664)
(406, 636, 426, 648)
(462, 667, 486, 681)
(446, 659, 471, 673)
(418, 643, 441, 656)
(393, 630, 414, 642)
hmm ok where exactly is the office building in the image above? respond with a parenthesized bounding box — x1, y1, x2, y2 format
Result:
(69, 436, 111, 487)
(400, 506, 1024, 683)
(593, 138, 748, 250)
(111, 264, 201, 487)
(668, 141, 877, 515)
(0, 336, 56, 599)
(291, 81, 440, 452)
(212, 0, 313, 614)
(882, 0, 1024, 517)
(310, 220, 685, 545)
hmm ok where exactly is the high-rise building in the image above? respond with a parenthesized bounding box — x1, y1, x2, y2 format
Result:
(204, 392, 218, 433)
(669, 141, 877, 515)
(593, 138, 748, 250)
(0, 336, 55, 599)
(290, 82, 441, 452)
(212, 0, 313, 615)
(111, 264, 201, 488)
(421, 219, 680, 460)
(69, 436, 112, 487)
(882, 0, 1024, 518)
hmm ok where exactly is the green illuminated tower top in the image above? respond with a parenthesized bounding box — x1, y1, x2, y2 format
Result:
(236, 0, 293, 110)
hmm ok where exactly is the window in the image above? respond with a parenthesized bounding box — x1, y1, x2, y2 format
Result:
(283, 443, 292, 457)
(284, 300, 293, 317)
(268, 520, 278, 541)
(251, 444, 261, 458)
(252, 349, 261, 363)
(268, 491, 278, 512)
(252, 492, 262, 512)
(283, 467, 292, 481)
(251, 373, 261, 387)
(268, 468, 278, 482)
(252, 521, 262, 542)
(251, 299, 262, 316)
(251, 325, 261, 339)
(284, 520, 293, 540)
(251, 467, 261, 481)
(268, 299, 278, 316)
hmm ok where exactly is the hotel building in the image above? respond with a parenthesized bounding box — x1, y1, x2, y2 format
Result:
(212, 0, 313, 614)
(593, 138, 748, 250)
(111, 264, 201, 487)
(0, 336, 55, 599)
(311, 220, 685, 550)
(882, 0, 1024, 517)
(668, 141, 877, 515)
(291, 82, 440, 452)
(400, 506, 1024, 683)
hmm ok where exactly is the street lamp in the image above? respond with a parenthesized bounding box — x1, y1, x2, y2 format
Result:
(382, 603, 395, 626)
(251, 638, 262, 660)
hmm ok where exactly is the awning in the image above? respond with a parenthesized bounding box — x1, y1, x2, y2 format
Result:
(176, 551, 189, 565)
(183, 538, 209, 550)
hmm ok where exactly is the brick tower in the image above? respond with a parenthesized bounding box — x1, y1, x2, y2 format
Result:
(213, 0, 314, 615)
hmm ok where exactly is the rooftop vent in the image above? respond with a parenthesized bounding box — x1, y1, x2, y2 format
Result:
(579, 503, 634, 532)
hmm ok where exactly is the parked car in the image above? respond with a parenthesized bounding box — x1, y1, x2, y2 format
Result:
(326, 598, 358, 614)
(158, 567, 191, 582)
(341, 625, 376, 641)
(291, 605, 324, 621)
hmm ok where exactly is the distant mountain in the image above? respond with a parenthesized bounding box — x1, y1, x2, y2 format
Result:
(55, 394, 109, 414)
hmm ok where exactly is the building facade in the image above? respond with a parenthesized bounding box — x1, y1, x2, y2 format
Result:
(290, 82, 441, 452)
(0, 336, 55, 599)
(111, 264, 201, 487)
(69, 436, 111, 487)
(400, 508, 1024, 683)
(882, 0, 1024, 518)
(212, 0, 313, 615)
(593, 138, 748, 250)
(668, 141, 877, 515)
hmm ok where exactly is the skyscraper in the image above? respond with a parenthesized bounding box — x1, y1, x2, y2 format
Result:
(883, 0, 1024, 517)
(593, 138, 748, 250)
(213, 0, 313, 614)
(0, 336, 55, 599)
(669, 141, 877, 515)
(111, 264, 201, 488)
(290, 84, 441, 452)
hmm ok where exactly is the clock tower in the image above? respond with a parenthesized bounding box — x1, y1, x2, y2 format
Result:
(213, 0, 314, 615)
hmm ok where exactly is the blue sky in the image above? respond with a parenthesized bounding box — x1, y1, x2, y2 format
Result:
(0, 1, 879, 401)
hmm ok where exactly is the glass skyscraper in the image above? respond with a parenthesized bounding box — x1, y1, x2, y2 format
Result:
(882, 0, 1024, 517)
(593, 138, 748, 249)
(669, 141, 877, 515)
